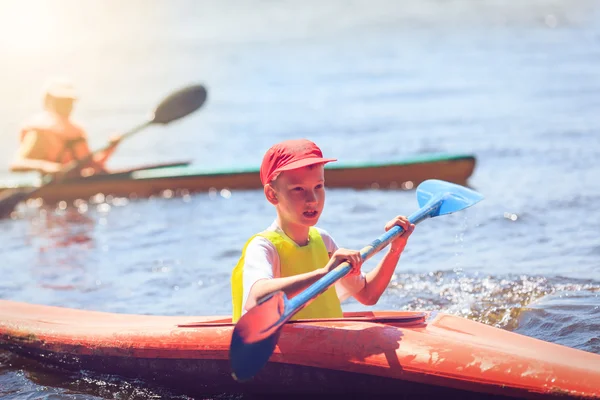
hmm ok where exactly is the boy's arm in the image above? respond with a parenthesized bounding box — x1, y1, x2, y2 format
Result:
(247, 269, 329, 311)
(243, 235, 359, 312)
(350, 216, 414, 306)
(352, 248, 403, 306)
(243, 238, 326, 312)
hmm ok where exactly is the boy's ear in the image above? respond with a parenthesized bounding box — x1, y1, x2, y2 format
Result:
(264, 184, 278, 205)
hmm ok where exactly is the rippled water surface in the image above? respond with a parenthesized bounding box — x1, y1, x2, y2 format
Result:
(1, 0, 599, 398)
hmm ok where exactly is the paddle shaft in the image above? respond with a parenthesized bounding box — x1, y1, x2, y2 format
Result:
(285, 195, 444, 315)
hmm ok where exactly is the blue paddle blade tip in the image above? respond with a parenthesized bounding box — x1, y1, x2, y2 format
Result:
(230, 329, 280, 382)
(416, 179, 484, 216)
(229, 291, 289, 381)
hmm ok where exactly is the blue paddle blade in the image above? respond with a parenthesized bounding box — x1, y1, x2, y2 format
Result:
(230, 292, 289, 381)
(230, 327, 281, 382)
(416, 179, 484, 216)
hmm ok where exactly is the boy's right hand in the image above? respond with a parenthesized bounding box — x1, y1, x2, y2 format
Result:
(322, 248, 364, 276)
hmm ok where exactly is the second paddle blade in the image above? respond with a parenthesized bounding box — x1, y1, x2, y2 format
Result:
(152, 84, 208, 125)
(230, 291, 288, 381)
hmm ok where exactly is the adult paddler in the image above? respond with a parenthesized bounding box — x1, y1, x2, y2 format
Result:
(10, 78, 121, 179)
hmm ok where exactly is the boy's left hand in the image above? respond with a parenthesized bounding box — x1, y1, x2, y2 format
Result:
(385, 215, 415, 253)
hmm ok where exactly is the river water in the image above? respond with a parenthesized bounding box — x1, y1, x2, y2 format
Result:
(0, 0, 599, 398)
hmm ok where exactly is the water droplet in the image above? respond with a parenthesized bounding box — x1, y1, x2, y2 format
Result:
(92, 193, 105, 204)
(112, 197, 129, 207)
(503, 212, 518, 221)
(97, 203, 111, 213)
(220, 189, 232, 199)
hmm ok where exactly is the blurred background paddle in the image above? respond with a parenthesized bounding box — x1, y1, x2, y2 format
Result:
(0, 84, 208, 219)
(229, 179, 484, 381)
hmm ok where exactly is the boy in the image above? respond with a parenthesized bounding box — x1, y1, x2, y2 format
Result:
(231, 139, 414, 322)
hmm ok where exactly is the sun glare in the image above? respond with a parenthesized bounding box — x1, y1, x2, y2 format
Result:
(0, 1, 62, 54)
(0, 1, 100, 105)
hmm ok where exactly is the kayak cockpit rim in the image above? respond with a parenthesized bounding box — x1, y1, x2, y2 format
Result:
(177, 311, 428, 328)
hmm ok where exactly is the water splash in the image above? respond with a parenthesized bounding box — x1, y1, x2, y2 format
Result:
(387, 270, 600, 332)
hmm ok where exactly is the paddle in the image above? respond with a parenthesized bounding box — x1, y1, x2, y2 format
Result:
(229, 179, 484, 381)
(0, 84, 208, 218)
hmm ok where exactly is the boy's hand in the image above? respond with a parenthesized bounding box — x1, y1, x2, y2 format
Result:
(323, 248, 363, 276)
(385, 215, 415, 253)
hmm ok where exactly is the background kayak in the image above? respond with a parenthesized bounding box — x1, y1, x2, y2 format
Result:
(0, 153, 476, 204)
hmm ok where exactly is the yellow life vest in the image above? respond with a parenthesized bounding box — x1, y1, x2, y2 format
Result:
(231, 227, 343, 322)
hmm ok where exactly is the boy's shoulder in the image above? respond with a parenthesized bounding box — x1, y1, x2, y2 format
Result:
(313, 226, 337, 254)
(313, 226, 333, 239)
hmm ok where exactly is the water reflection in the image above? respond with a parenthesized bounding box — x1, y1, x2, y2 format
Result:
(30, 208, 95, 250)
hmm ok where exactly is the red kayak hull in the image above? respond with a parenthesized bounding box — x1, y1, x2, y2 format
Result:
(0, 300, 598, 398)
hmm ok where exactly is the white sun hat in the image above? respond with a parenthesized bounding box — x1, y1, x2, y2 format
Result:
(43, 78, 78, 99)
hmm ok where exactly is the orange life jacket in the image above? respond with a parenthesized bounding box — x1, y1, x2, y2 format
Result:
(20, 111, 89, 164)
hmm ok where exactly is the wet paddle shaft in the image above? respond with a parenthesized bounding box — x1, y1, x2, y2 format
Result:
(288, 180, 483, 311)
(229, 179, 484, 381)
(291, 202, 438, 311)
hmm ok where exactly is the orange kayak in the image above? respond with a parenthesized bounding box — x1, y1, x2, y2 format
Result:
(0, 299, 598, 398)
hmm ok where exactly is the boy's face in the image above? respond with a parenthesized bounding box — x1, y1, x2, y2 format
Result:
(268, 164, 326, 228)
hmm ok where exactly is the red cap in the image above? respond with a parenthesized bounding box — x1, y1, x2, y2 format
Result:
(260, 139, 337, 185)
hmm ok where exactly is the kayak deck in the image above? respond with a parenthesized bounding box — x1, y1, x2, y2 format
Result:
(1, 300, 598, 398)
